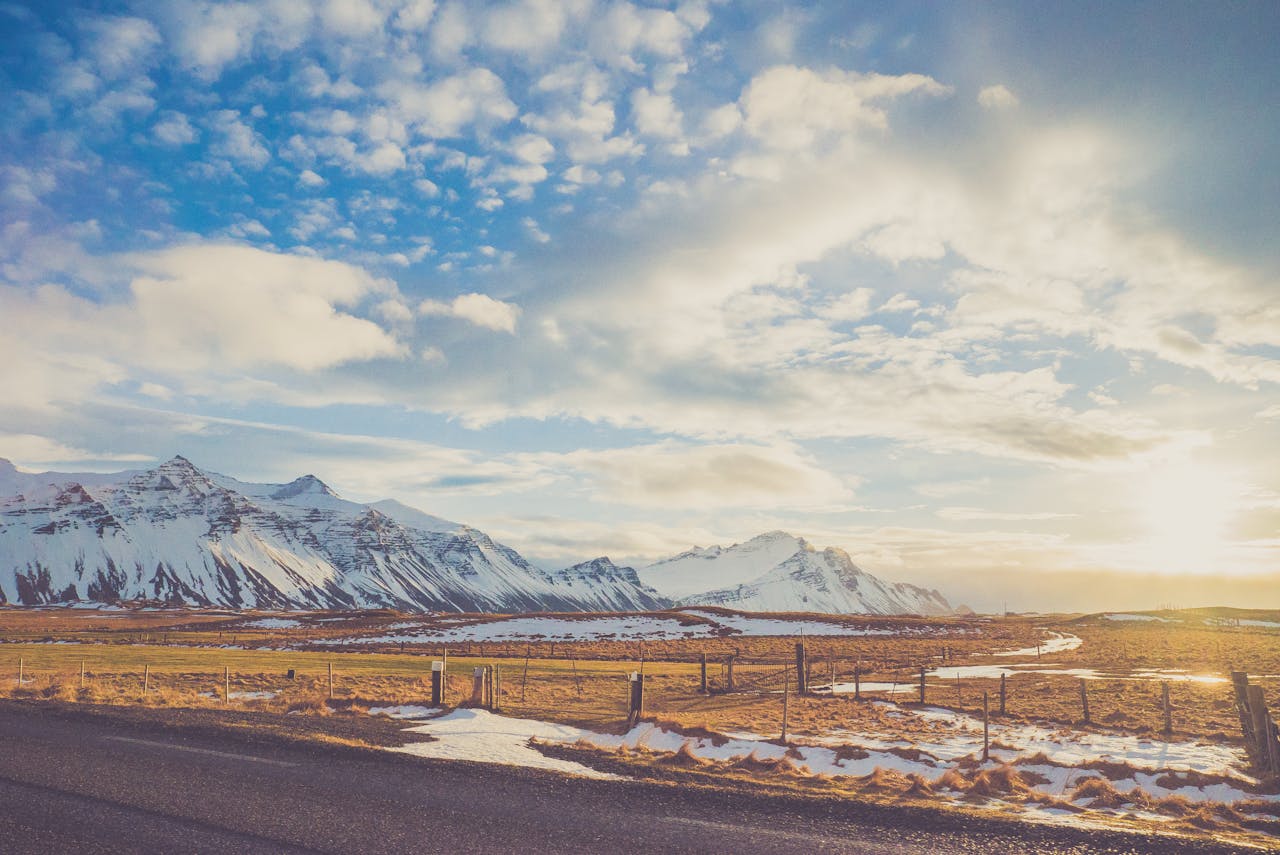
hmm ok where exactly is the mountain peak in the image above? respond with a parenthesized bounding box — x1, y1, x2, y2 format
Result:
(271, 474, 336, 500)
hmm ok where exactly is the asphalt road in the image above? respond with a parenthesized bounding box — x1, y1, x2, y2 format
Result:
(0, 705, 1256, 854)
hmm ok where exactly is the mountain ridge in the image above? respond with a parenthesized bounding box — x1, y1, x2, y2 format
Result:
(0, 456, 951, 616)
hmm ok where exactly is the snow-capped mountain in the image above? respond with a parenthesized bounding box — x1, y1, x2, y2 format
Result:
(547, 557, 670, 612)
(0, 456, 656, 613)
(640, 531, 951, 616)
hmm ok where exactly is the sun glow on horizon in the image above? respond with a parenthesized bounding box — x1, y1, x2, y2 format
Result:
(1137, 462, 1242, 575)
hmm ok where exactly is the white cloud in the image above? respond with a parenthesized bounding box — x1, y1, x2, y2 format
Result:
(0, 433, 151, 470)
(209, 110, 270, 168)
(384, 68, 518, 138)
(298, 169, 326, 187)
(978, 84, 1019, 110)
(394, 0, 437, 31)
(740, 65, 951, 150)
(170, 2, 262, 81)
(84, 15, 162, 78)
(564, 441, 853, 509)
(631, 88, 684, 141)
(319, 0, 385, 36)
(419, 292, 521, 332)
(153, 111, 199, 146)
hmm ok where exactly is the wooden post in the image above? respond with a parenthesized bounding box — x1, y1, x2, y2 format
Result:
(328, 661, 334, 700)
(627, 672, 645, 728)
(854, 664, 861, 701)
(1247, 685, 1270, 771)
(1162, 682, 1173, 736)
(781, 667, 789, 743)
(493, 665, 500, 712)
(1036, 642, 1041, 660)
(143, 664, 150, 697)
(829, 655, 835, 694)
(521, 645, 531, 703)
(17, 657, 23, 687)
(726, 656, 735, 692)
(80, 659, 86, 688)
(699, 652, 708, 694)
(431, 661, 444, 706)
(794, 642, 808, 695)
(982, 691, 990, 762)
(955, 672, 961, 705)
(224, 666, 230, 705)
(1080, 679, 1090, 724)
(918, 666, 926, 704)
(440, 650, 448, 703)
(1232, 672, 1257, 762)
(999, 673, 1007, 715)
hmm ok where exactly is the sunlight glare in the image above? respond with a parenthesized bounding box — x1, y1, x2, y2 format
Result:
(1139, 462, 1240, 574)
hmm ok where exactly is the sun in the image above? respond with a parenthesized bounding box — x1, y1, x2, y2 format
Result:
(1138, 462, 1240, 574)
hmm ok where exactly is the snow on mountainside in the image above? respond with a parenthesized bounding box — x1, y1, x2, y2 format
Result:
(640, 531, 952, 616)
(0, 456, 653, 613)
(547, 557, 670, 612)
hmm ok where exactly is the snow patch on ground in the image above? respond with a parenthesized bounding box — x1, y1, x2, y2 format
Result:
(243, 618, 302, 629)
(368, 705, 440, 719)
(318, 615, 720, 644)
(993, 632, 1082, 657)
(392, 708, 626, 780)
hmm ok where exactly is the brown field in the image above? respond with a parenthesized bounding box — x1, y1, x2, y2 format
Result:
(0, 605, 1276, 742)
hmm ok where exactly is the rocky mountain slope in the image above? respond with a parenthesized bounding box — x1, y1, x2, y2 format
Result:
(0, 458, 951, 615)
(0, 456, 651, 612)
(640, 531, 951, 616)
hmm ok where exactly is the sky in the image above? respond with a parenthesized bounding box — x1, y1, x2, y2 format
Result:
(2, 1, 1278, 613)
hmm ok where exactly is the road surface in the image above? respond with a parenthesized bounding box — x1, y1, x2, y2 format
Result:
(0, 704, 1255, 854)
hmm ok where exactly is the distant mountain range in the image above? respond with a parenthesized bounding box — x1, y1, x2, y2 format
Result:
(0, 456, 950, 616)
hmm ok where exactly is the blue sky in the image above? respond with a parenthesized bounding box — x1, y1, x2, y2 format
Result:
(2, 1, 1278, 611)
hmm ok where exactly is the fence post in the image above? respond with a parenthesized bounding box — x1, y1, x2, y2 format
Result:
(999, 673, 1007, 715)
(328, 662, 334, 700)
(782, 667, 789, 743)
(431, 661, 444, 706)
(224, 665, 230, 705)
(1162, 682, 1173, 736)
(918, 666, 926, 704)
(983, 691, 990, 762)
(1080, 679, 1090, 724)
(521, 645, 531, 703)
(143, 664, 150, 697)
(493, 665, 500, 712)
(726, 656, 735, 692)
(1246, 685, 1271, 772)
(80, 659, 86, 688)
(829, 655, 835, 694)
(17, 657, 23, 687)
(700, 652, 708, 694)
(1232, 672, 1258, 763)
(795, 642, 808, 695)
(627, 672, 645, 729)
(854, 664, 861, 701)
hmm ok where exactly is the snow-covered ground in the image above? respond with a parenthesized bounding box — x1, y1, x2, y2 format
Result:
(374, 702, 1278, 836)
(316, 615, 721, 644)
(390, 708, 625, 780)
(242, 618, 303, 629)
(314, 611, 955, 645)
(993, 631, 1083, 657)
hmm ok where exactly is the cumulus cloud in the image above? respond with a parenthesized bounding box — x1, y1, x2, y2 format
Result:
(153, 111, 199, 146)
(208, 110, 270, 168)
(384, 68, 518, 138)
(978, 84, 1019, 110)
(419, 293, 521, 332)
(740, 66, 951, 150)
